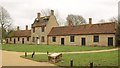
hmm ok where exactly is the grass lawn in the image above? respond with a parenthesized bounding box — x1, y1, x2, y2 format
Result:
(1, 44, 115, 52)
(21, 50, 119, 66)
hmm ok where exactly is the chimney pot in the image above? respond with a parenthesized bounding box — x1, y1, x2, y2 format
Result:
(51, 10, 54, 15)
(37, 13, 40, 18)
(26, 25, 28, 30)
(89, 18, 92, 24)
(17, 26, 19, 31)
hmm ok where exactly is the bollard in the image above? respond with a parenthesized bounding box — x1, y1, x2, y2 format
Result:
(90, 62, 93, 68)
(33, 51, 35, 55)
(25, 52, 27, 57)
(47, 51, 49, 55)
(31, 51, 35, 58)
(70, 59, 73, 67)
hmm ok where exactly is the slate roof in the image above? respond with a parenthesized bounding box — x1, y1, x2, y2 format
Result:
(9, 30, 31, 37)
(32, 16, 50, 27)
(48, 22, 116, 36)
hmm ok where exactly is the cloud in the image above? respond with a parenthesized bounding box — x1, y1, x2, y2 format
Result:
(0, 0, 118, 29)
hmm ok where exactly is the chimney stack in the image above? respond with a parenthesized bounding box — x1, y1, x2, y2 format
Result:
(26, 25, 28, 30)
(89, 18, 92, 24)
(17, 26, 19, 31)
(37, 13, 40, 18)
(51, 10, 54, 15)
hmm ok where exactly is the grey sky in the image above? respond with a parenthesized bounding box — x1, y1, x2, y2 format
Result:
(0, 0, 119, 29)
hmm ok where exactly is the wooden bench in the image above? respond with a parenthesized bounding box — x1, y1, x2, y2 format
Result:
(48, 53, 62, 63)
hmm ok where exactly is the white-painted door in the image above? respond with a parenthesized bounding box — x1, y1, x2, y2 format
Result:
(37, 39, 40, 44)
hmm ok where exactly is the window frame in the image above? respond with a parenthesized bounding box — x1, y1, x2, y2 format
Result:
(41, 36, 45, 42)
(93, 35, 99, 42)
(52, 37, 56, 42)
(27, 37, 29, 41)
(70, 35, 75, 42)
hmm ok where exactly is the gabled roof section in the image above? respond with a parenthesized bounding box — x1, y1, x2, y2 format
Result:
(9, 30, 31, 37)
(48, 22, 116, 36)
(32, 16, 50, 27)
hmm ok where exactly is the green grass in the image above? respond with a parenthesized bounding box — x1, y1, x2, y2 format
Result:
(2, 44, 115, 52)
(21, 50, 119, 66)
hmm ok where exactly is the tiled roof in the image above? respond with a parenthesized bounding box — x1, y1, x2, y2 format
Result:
(48, 22, 116, 36)
(10, 30, 31, 37)
(32, 16, 50, 27)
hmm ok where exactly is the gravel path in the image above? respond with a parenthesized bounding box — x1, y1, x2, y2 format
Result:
(2, 50, 55, 66)
(1, 48, 119, 66)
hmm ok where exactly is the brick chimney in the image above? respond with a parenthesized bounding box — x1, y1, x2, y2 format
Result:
(37, 13, 40, 20)
(51, 10, 54, 15)
(89, 18, 92, 24)
(17, 26, 19, 31)
(26, 25, 28, 30)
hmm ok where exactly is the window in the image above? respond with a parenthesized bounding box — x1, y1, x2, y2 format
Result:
(41, 36, 45, 42)
(93, 35, 99, 42)
(70, 36, 75, 42)
(18, 37, 20, 41)
(42, 27, 45, 32)
(33, 27, 35, 33)
(10, 37, 12, 41)
(52, 37, 56, 42)
(32, 37, 35, 42)
(27, 37, 29, 41)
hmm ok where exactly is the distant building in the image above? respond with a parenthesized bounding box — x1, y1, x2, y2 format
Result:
(6, 10, 116, 46)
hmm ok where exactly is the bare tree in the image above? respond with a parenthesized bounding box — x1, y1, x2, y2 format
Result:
(40, 9, 64, 26)
(99, 19, 106, 22)
(66, 14, 86, 26)
(0, 6, 13, 44)
(109, 17, 118, 23)
(40, 9, 51, 16)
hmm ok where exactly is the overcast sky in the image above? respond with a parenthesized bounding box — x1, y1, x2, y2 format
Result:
(0, 0, 119, 29)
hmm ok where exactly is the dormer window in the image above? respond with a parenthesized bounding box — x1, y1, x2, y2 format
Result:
(35, 18, 39, 22)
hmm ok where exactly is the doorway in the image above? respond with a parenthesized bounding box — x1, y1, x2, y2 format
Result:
(61, 38, 64, 45)
(6, 39, 8, 43)
(37, 37, 40, 44)
(14, 38, 16, 44)
(108, 37, 113, 46)
(22, 38, 24, 44)
(81, 38, 86, 46)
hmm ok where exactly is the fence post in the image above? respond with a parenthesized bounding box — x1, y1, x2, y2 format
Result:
(25, 52, 27, 57)
(70, 59, 73, 67)
(90, 62, 93, 68)
(47, 51, 49, 55)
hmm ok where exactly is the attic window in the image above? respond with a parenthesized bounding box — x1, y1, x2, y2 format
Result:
(44, 17, 49, 22)
(35, 19, 39, 22)
(37, 20, 39, 22)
